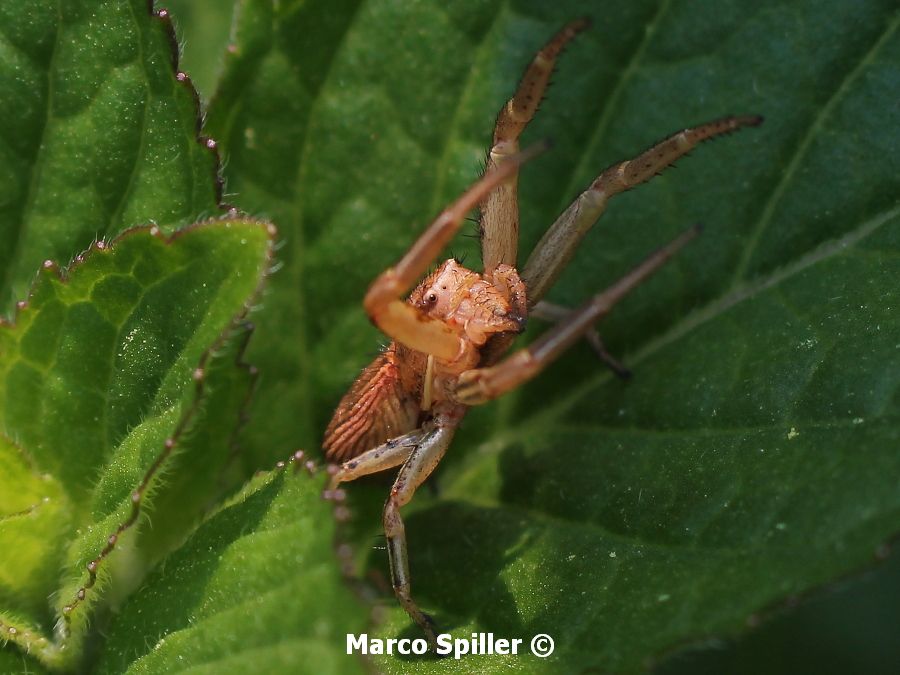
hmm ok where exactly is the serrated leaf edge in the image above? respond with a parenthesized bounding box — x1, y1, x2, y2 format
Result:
(0, 216, 276, 670)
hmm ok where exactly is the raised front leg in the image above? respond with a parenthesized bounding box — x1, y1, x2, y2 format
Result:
(522, 115, 762, 304)
(481, 18, 589, 271)
(382, 409, 461, 646)
(364, 146, 543, 361)
(456, 226, 701, 405)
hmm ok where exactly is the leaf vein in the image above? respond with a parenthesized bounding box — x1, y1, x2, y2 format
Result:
(105, 0, 151, 234)
(524, 203, 900, 433)
(426, 3, 507, 216)
(553, 0, 672, 212)
(729, 10, 900, 285)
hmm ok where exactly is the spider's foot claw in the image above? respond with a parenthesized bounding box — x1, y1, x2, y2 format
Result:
(586, 335, 632, 379)
(419, 613, 442, 652)
(612, 364, 632, 380)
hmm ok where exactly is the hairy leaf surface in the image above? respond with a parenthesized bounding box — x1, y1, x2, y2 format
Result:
(0, 220, 272, 669)
(0, 0, 221, 308)
(97, 467, 366, 675)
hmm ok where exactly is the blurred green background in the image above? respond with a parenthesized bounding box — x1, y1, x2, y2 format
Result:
(163, 1, 900, 673)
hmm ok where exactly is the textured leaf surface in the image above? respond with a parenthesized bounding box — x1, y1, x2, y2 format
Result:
(0, 435, 67, 630)
(201, 0, 899, 673)
(0, 220, 272, 669)
(0, 2, 272, 671)
(0, 0, 221, 308)
(165, 0, 235, 99)
(97, 465, 366, 675)
(2, 0, 894, 672)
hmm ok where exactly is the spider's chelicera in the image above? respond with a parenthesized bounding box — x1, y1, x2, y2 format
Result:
(322, 18, 761, 645)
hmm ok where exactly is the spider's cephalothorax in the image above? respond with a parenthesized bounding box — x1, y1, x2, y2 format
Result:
(322, 17, 761, 646)
(412, 260, 526, 358)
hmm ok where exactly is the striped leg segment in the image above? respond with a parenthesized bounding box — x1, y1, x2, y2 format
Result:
(326, 427, 427, 492)
(382, 412, 461, 646)
(481, 18, 590, 270)
(522, 115, 762, 304)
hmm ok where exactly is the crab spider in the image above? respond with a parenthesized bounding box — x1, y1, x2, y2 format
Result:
(323, 18, 761, 645)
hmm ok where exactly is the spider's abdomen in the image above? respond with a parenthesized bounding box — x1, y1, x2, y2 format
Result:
(323, 345, 423, 462)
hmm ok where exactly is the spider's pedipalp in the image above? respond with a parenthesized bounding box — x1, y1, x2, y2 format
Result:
(363, 144, 544, 361)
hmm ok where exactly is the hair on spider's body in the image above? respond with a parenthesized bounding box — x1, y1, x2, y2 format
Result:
(321, 18, 761, 648)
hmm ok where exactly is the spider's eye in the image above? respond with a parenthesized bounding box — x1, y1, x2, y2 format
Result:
(425, 292, 438, 305)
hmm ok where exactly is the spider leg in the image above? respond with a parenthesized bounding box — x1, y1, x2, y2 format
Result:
(455, 226, 700, 405)
(382, 410, 461, 646)
(522, 115, 763, 304)
(531, 300, 632, 378)
(326, 427, 427, 493)
(481, 18, 589, 271)
(364, 146, 544, 361)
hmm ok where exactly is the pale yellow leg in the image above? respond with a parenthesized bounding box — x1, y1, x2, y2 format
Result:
(522, 115, 762, 304)
(481, 18, 590, 270)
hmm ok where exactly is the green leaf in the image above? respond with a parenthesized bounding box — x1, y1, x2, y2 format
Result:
(0, 219, 273, 670)
(96, 464, 366, 675)
(3, 0, 891, 672)
(132, 320, 258, 562)
(0, 646, 49, 675)
(0, 3, 274, 671)
(197, 0, 899, 672)
(0, 0, 221, 308)
(164, 0, 235, 100)
(0, 435, 67, 630)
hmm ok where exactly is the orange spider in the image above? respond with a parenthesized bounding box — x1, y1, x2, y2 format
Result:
(323, 19, 761, 644)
